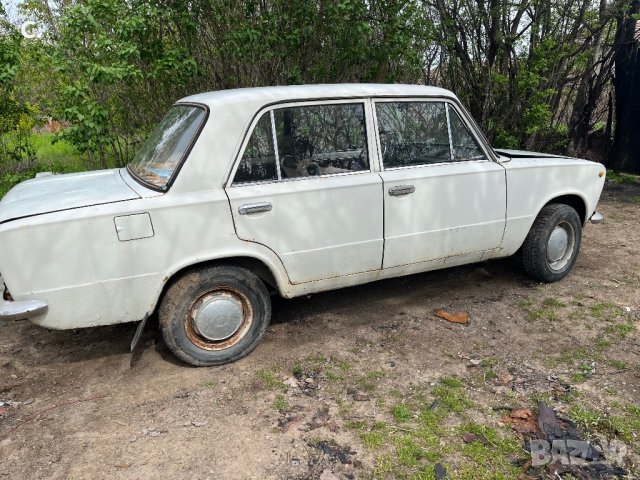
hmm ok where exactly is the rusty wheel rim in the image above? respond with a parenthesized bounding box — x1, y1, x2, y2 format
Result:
(184, 287, 253, 351)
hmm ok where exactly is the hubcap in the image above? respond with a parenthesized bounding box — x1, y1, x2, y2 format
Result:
(185, 287, 253, 351)
(546, 222, 575, 271)
(192, 293, 244, 341)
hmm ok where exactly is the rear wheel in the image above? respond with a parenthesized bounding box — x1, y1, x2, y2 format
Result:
(159, 265, 271, 366)
(521, 204, 582, 282)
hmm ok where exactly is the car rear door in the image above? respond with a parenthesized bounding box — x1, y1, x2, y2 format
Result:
(374, 99, 506, 269)
(225, 100, 383, 284)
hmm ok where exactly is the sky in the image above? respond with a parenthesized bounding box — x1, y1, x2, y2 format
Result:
(2, 0, 24, 23)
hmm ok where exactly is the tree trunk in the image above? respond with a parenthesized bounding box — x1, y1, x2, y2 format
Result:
(612, 0, 640, 173)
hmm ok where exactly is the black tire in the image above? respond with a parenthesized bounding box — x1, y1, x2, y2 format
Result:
(159, 265, 271, 366)
(521, 204, 582, 283)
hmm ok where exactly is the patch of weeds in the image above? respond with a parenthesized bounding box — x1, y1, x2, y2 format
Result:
(305, 353, 328, 364)
(256, 368, 287, 392)
(519, 298, 564, 321)
(361, 424, 388, 449)
(608, 359, 628, 370)
(394, 435, 426, 467)
(607, 170, 640, 185)
(202, 381, 216, 389)
(568, 404, 601, 429)
(543, 297, 566, 308)
(338, 361, 352, 371)
(456, 422, 523, 478)
(571, 362, 596, 383)
(345, 420, 367, 430)
(391, 405, 413, 422)
(604, 321, 635, 339)
(594, 338, 611, 351)
(272, 393, 288, 412)
(355, 369, 385, 391)
(432, 376, 473, 413)
(590, 302, 623, 320)
(372, 454, 394, 479)
(630, 195, 640, 205)
(324, 368, 344, 382)
(604, 386, 618, 396)
(291, 363, 303, 376)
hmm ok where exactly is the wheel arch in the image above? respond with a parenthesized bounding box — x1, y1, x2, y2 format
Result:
(152, 254, 289, 318)
(543, 193, 587, 225)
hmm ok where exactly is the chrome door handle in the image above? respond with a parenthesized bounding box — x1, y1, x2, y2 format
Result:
(238, 202, 272, 215)
(388, 185, 415, 196)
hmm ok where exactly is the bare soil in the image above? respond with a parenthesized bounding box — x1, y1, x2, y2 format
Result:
(1, 182, 639, 479)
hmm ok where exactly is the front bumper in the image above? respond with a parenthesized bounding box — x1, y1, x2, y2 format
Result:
(0, 274, 48, 323)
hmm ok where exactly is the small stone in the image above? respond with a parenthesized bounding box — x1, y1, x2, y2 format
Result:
(468, 359, 481, 366)
(304, 377, 314, 384)
(290, 458, 301, 467)
(191, 421, 207, 427)
(22, 399, 33, 405)
(353, 393, 370, 402)
(498, 372, 513, 385)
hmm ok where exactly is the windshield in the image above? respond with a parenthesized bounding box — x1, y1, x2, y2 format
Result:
(128, 105, 207, 189)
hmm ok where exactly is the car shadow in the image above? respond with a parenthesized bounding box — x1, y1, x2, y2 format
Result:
(4, 258, 528, 368)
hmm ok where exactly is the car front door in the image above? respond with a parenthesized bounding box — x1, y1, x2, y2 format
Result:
(225, 100, 383, 284)
(375, 99, 506, 269)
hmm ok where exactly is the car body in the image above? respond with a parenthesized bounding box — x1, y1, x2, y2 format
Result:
(0, 84, 605, 365)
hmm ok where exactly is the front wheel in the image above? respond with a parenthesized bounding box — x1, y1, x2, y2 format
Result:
(159, 265, 271, 366)
(521, 204, 582, 282)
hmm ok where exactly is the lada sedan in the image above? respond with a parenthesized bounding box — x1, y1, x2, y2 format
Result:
(0, 84, 605, 366)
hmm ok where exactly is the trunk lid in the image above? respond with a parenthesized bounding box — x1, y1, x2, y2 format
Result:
(0, 169, 140, 224)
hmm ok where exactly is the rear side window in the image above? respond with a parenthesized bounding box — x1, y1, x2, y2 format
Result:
(128, 105, 206, 190)
(274, 104, 368, 179)
(232, 103, 369, 184)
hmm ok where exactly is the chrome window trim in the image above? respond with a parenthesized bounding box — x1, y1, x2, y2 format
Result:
(270, 110, 282, 181)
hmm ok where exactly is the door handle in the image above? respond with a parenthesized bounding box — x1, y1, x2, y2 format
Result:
(388, 185, 415, 196)
(239, 202, 272, 215)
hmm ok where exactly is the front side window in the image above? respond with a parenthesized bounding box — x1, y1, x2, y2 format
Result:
(128, 105, 206, 189)
(232, 102, 369, 184)
(376, 102, 451, 168)
(449, 108, 486, 161)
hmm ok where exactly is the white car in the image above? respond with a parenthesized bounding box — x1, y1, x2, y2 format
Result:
(0, 84, 605, 366)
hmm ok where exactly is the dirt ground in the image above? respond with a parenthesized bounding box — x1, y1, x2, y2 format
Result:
(1, 182, 639, 480)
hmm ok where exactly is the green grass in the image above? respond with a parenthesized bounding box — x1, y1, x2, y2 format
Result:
(355, 369, 385, 391)
(591, 302, 623, 320)
(519, 297, 566, 321)
(391, 405, 413, 422)
(256, 368, 288, 391)
(272, 393, 289, 412)
(607, 170, 640, 185)
(1, 133, 89, 197)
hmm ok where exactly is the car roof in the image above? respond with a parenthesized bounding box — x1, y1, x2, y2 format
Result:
(178, 84, 456, 109)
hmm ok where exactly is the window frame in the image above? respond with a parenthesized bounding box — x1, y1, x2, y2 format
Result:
(227, 99, 374, 187)
(371, 97, 496, 172)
